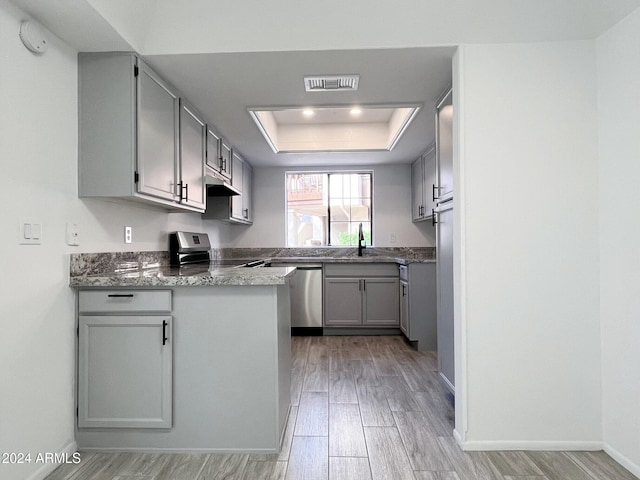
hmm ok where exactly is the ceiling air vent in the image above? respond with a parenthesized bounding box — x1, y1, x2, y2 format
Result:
(304, 75, 360, 92)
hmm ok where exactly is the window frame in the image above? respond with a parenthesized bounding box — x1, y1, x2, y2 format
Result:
(285, 170, 374, 248)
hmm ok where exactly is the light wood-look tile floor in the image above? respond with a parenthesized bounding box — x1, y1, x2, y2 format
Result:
(46, 335, 638, 480)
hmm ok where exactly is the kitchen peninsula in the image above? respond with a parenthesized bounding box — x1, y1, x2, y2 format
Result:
(68, 246, 435, 452)
(70, 252, 294, 453)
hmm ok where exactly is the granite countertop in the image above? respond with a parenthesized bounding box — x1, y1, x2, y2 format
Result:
(70, 264, 296, 288)
(69, 247, 435, 288)
(265, 256, 434, 265)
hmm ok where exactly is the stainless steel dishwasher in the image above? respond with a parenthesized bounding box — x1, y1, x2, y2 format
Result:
(275, 263, 323, 335)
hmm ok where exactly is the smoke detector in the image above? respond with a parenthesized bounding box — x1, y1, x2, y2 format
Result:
(19, 21, 48, 54)
(304, 75, 360, 92)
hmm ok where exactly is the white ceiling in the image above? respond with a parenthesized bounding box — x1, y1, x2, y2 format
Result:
(10, 0, 640, 166)
(145, 49, 454, 166)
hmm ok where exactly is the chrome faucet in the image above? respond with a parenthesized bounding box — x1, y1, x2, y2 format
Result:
(358, 222, 366, 257)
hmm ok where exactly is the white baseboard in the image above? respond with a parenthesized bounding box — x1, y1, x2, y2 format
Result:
(25, 439, 77, 480)
(453, 428, 464, 448)
(604, 442, 640, 479)
(458, 439, 603, 451)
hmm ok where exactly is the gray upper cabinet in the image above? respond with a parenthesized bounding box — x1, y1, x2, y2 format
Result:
(219, 139, 233, 181)
(231, 152, 244, 222)
(229, 151, 253, 224)
(436, 88, 454, 200)
(202, 151, 253, 225)
(137, 61, 179, 202)
(78, 52, 205, 213)
(179, 100, 206, 210)
(242, 160, 253, 223)
(411, 155, 424, 221)
(411, 146, 436, 222)
(206, 127, 232, 182)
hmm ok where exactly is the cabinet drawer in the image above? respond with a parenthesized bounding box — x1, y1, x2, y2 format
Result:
(324, 263, 399, 278)
(78, 290, 172, 313)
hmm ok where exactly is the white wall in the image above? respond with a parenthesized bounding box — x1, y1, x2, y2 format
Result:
(597, 8, 640, 476)
(456, 41, 602, 448)
(217, 165, 434, 248)
(0, 3, 212, 479)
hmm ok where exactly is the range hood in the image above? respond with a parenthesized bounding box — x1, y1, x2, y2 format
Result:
(205, 169, 241, 196)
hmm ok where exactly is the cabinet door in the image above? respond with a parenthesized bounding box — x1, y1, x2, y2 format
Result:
(78, 315, 173, 428)
(436, 89, 454, 199)
(324, 278, 362, 326)
(136, 59, 179, 201)
(179, 101, 206, 210)
(436, 204, 455, 390)
(231, 153, 245, 221)
(206, 127, 221, 171)
(400, 280, 409, 337)
(362, 278, 400, 326)
(423, 147, 437, 216)
(242, 161, 253, 223)
(219, 139, 233, 181)
(411, 156, 424, 221)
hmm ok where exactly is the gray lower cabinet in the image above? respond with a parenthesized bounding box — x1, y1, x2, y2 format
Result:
(77, 290, 173, 429)
(399, 263, 437, 352)
(324, 264, 399, 327)
(76, 284, 290, 451)
(324, 278, 362, 325)
(362, 278, 400, 325)
(78, 52, 205, 213)
(400, 279, 409, 335)
(436, 202, 455, 391)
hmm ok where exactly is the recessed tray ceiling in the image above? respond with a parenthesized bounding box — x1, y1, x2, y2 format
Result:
(248, 105, 420, 153)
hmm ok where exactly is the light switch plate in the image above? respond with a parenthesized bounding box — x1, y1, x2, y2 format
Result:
(20, 219, 42, 245)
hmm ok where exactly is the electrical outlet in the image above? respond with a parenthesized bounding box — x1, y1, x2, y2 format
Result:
(66, 222, 79, 246)
(124, 226, 132, 244)
(389, 233, 397, 244)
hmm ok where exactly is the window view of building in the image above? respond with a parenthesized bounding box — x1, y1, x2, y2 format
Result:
(286, 172, 372, 247)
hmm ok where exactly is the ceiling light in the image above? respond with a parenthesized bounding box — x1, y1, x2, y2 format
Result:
(302, 109, 315, 117)
(350, 107, 362, 116)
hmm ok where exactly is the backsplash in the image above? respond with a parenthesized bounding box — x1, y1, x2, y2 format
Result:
(70, 251, 169, 277)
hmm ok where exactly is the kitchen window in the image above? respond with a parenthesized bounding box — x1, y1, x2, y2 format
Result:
(286, 172, 372, 247)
